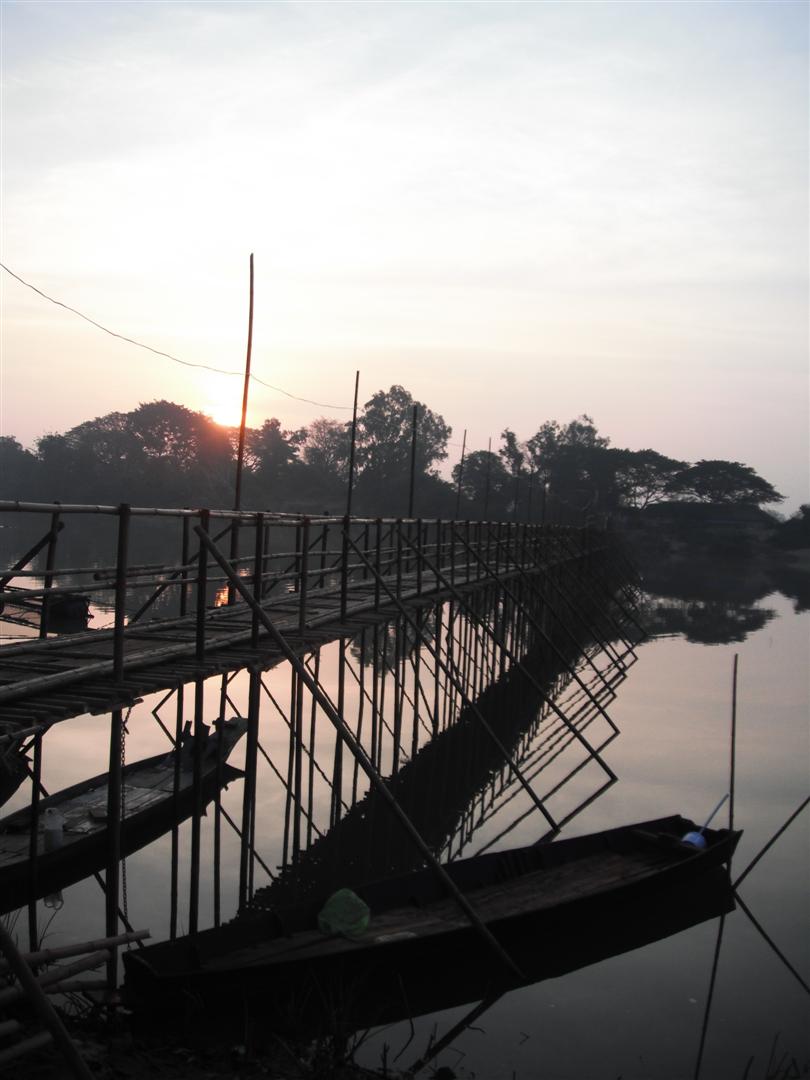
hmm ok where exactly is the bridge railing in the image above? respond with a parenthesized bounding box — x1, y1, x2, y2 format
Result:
(0, 501, 605, 674)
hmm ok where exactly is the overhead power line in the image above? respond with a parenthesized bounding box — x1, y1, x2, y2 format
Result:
(0, 262, 352, 411)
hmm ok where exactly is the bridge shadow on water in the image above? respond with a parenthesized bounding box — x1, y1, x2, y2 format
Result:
(247, 629, 625, 916)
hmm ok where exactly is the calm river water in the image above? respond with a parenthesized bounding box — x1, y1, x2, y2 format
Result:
(2, 586, 807, 1080)
(353, 590, 810, 1080)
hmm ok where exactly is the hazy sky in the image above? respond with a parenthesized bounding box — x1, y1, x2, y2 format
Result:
(1, 1, 807, 506)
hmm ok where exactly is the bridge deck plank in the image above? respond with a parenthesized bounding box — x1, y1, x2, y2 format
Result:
(0, 556, 566, 737)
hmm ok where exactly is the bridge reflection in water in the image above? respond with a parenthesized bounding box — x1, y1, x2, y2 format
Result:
(0, 502, 644, 997)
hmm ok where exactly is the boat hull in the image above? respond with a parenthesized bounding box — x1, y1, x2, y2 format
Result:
(0, 722, 246, 913)
(124, 814, 741, 1032)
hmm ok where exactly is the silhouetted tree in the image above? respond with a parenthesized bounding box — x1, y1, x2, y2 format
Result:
(669, 460, 785, 506)
(352, 386, 451, 514)
(498, 429, 527, 518)
(771, 505, 810, 549)
(6, 397, 790, 528)
(451, 450, 511, 518)
(0, 436, 42, 499)
(241, 418, 307, 506)
(302, 417, 350, 480)
(356, 386, 450, 481)
(247, 419, 304, 476)
(128, 401, 233, 471)
(520, 417, 612, 516)
(611, 449, 687, 509)
(498, 429, 525, 478)
(34, 413, 147, 501)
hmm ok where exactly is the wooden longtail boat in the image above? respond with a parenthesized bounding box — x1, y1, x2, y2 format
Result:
(123, 814, 740, 1029)
(0, 718, 246, 913)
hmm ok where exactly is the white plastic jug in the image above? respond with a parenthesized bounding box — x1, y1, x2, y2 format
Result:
(42, 807, 65, 852)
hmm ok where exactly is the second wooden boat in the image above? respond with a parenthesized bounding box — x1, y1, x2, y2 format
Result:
(0, 717, 246, 913)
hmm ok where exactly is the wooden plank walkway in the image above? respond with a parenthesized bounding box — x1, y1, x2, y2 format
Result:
(0, 561, 540, 739)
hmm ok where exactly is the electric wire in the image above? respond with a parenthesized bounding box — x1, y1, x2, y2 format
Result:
(0, 262, 352, 411)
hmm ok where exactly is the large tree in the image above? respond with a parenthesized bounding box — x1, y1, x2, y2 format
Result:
(0, 436, 42, 499)
(525, 415, 608, 478)
(611, 449, 688, 509)
(670, 460, 785, 506)
(32, 402, 237, 504)
(34, 412, 148, 501)
(521, 416, 612, 515)
(301, 417, 351, 480)
(128, 401, 233, 473)
(247, 419, 306, 479)
(452, 449, 511, 518)
(355, 385, 451, 481)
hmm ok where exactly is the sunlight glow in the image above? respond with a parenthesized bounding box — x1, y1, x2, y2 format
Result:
(203, 401, 241, 429)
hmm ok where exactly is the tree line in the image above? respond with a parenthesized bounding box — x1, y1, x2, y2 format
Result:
(0, 385, 787, 521)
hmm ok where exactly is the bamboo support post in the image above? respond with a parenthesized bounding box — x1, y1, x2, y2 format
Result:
(27, 735, 42, 954)
(38, 511, 61, 638)
(112, 505, 131, 681)
(104, 709, 124, 988)
(238, 671, 261, 907)
(169, 685, 183, 940)
(299, 517, 310, 632)
(195, 509, 209, 663)
(188, 677, 204, 934)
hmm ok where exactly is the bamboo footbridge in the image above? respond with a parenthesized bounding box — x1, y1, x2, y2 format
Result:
(0, 502, 641, 741)
(0, 499, 644, 1077)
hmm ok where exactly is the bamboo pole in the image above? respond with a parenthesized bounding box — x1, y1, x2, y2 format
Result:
(729, 654, 738, 835)
(292, 666, 304, 864)
(170, 686, 183, 941)
(408, 404, 418, 518)
(238, 671, 261, 908)
(733, 795, 810, 890)
(483, 437, 492, 520)
(233, 253, 254, 513)
(27, 735, 42, 954)
(454, 429, 467, 519)
(693, 914, 726, 1080)
(0, 921, 93, 1080)
(0, 951, 111, 1008)
(188, 677, 205, 935)
(307, 651, 320, 848)
(112, 505, 131, 682)
(104, 710, 124, 988)
(346, 371, 360, 518)
(0, 931, 148, 972)
(38, 511, 61, 638)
